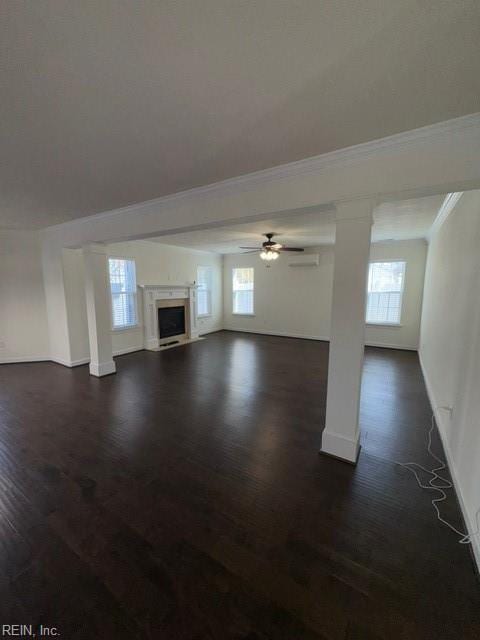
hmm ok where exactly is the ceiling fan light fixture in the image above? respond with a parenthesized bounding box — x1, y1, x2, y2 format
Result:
(260, 249, 279, 261)
(243, 233, 304, 261)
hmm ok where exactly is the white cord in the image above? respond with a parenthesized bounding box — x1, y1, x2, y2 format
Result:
(398, 413, 480, 545)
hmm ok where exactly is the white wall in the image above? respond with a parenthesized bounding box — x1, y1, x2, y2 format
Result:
(62, 248, 90, 364)
(62, 240, 224, 361)
(366, 240, 427, 350)
(223, 239, 426, 350)
(41, 237, 75, 365)
(223, 247, 334, 340)
(107, 241, 223, 355)
(1, 231, 425, 364)
(0, 230, 50, 362)
(420, 191, 480, 568)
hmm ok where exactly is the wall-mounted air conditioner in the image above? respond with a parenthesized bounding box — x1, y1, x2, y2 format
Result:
(288, 254, 319, 267)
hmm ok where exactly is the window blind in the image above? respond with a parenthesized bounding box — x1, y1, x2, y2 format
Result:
(108, 258, 138, 329)
(197, 266, 212, 317)
(366, 261, 405, 325)
(232, 267, 254, 314)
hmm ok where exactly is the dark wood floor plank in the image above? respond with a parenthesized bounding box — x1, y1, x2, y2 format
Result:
(0, 331, 478, 639)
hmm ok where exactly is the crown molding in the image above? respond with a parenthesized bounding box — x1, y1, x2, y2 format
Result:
(427, 192, 464, 242)
(45, 112, 480, 233)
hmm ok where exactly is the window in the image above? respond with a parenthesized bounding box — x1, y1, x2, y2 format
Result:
(232, 267, 254, 315)
(108, 258, 138, 329)
(197, 266, 213, 317)
(366, 261, 406, 325)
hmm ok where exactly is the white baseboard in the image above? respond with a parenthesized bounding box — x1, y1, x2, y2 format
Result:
(419, 351, 480, 573)
(320, 430, 360, 464)
(0, 333, 417, 368)
(89, 360, 116, 377)
(223, 327, 417, 351)
(113, 345, 144, 357)
(3, 355, 105, 369)
(5, 345, 160, 367)
(223, 327, 330, 342)
(114, 326, 224, 350)
(198, 325, 224, 337)
(365, 341, 417, 351)
(54, 346, 146, 364)
(0, 355, 50, 364)
(51, 357, 90, 368)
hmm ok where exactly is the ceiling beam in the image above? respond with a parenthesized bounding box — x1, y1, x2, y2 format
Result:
(42, 113, 480, 249)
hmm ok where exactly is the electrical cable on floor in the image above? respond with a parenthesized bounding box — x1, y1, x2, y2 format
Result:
(398, 412, 480, 545)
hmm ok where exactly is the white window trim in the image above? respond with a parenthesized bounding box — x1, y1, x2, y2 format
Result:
(108, 256, 140, 331)
(366, 322, 404, 328)
(366, 260, 406, 327)
(197, 265, 213, 318)
(111, 324, 142, 333)
(232, 267, 255, 316)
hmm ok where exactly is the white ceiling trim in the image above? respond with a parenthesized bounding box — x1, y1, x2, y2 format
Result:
(46, 113, 480, 233)
(427, 192, 464, 242)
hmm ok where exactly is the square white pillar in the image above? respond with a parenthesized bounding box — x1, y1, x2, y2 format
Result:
(83, 244, 116, 377)
(320, 199, 374, 463)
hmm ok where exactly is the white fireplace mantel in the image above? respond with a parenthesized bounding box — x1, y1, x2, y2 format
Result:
(139, 284, 199, 350)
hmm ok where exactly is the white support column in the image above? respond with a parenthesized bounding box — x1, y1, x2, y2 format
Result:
(320, 199, 374, 463)
(83, 244, 116, 377)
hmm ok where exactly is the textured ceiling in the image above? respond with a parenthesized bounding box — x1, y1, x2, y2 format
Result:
(1, 1, 479, 229)
(149, 195, 445, 253)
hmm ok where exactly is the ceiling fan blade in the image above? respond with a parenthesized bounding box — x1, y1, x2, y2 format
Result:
(279, 247, 304, 252)
(239, 249, 261, 253)
(239, 246, 260, 250)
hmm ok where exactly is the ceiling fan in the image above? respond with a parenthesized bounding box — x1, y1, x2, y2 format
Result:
(240, 233, 305, 261)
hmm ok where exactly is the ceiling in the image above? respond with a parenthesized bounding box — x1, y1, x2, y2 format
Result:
(1, 1, 479, 230)
(149, 195, 445, 254)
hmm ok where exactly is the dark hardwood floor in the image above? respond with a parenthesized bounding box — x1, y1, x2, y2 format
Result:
(0, 331, 478, 639)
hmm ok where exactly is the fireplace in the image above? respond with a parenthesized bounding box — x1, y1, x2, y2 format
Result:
(140, 284, 199, 350)
(158, 305, 186, 341)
